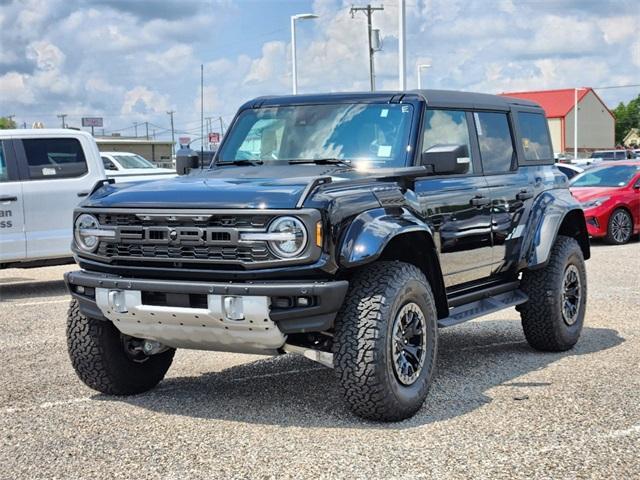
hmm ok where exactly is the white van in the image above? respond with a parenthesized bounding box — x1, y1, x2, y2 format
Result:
(0, 129, 174, 268)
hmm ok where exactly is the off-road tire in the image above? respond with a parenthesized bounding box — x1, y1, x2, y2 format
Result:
(66, 299, 175, 394)
(605, 208, 633, 245)
(333, 261, 438, 421)
(519, 235, 587, 352)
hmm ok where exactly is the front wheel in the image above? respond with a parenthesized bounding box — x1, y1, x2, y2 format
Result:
(518, 235, 587, 351)
(333, 262, 438, 421)
(66, 299, 175, 395)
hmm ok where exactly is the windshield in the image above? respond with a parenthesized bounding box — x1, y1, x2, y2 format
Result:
(113, 154, 155, 169)
(570, 164, 639, 187)
(216, 103, 414, 168)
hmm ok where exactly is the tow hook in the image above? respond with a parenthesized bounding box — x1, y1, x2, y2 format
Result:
(142, 340, 169, 356)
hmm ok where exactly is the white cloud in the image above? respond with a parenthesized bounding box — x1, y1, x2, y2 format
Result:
(244, 41, 287, 85)
(121, 86, 171, 116)
(26, 41, 66, 71)
(0, 72, 35, 104)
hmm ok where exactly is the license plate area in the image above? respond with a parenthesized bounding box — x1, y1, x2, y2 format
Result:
(141, 291, 208, 309)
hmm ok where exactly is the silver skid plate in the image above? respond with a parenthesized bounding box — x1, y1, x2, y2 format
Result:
(95, 288, 286, 354)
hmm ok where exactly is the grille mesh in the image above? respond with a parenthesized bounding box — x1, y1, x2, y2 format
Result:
(93, 212, 278, 265)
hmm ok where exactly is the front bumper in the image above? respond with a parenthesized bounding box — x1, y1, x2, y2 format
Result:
(64, 270, 349, 335)
(583, 207, 608, 238)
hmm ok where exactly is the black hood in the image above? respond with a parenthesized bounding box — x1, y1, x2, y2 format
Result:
(84, 165, 351, 209)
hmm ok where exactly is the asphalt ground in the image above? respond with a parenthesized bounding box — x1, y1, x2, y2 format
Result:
(1, 240, 639, 479)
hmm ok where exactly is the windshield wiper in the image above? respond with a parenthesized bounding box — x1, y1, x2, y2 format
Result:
(288, 158, 352, 166)
(217, 159, 264, 166)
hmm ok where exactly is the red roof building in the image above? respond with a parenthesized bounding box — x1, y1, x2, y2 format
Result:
(501, 88, 615, 154)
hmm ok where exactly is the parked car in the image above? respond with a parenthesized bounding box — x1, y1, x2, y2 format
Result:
(571, 149, 629, 168)
(555, 162, 583, 180)
(100, 152, 176, 179)
(0, 129, 171, 269)
(570, 161, 640, 244)
(64, 90, 590, 421)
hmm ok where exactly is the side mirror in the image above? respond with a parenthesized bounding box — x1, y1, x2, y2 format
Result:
(421, 144, 470, 175)
(176, 152, 200, 175)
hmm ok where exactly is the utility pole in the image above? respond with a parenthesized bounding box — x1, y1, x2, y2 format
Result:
(219, 116, 224, 136)
(350, 4, 384, 92)
(167, 110, 176, 157)
(134, 122, 139, 137)
(57, 114, 67, 128)
(145, 121, 149, 140)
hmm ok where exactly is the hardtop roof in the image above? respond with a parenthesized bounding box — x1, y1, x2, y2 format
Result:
(240, 89, 541, 111)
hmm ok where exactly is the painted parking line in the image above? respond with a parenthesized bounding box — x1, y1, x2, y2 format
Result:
(0, 299, 69, 307)
(2, 397, 90, 415)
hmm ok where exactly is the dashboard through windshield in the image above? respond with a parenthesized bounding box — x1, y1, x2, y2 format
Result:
(216, 103, 414, 168)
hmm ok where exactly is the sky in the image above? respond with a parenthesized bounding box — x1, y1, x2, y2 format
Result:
(1, 0, 638, 148)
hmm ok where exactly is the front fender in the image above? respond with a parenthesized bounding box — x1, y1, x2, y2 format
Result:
(522, 188, 588, 268)
(339, 208, 433, 268)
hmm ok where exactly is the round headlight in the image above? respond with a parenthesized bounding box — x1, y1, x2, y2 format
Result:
(267, 216, 307, 258)
(74, 214, 100, 252)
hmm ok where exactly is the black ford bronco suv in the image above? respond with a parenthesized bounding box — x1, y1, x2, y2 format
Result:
(65, 90, 589, 421)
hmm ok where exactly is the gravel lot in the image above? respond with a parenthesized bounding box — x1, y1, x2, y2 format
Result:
(1, 240, 639, 479)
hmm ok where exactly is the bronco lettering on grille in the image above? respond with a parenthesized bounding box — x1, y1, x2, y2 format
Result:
(115, 226, 236, 245)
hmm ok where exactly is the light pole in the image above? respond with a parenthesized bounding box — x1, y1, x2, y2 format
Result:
(417, 63, 431, 89)
(398, 0, 406, 90)
(574, 87, 586, 160)
(291, 13, 318, 95)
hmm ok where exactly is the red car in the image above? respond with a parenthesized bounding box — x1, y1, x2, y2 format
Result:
(570, 161, 640, 244)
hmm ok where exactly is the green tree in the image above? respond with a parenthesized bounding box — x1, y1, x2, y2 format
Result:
(0, 117, 17, 129)
(614, 94, 640, 145)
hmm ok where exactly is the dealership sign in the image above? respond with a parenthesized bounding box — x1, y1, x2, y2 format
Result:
(81, 117, 103, 127)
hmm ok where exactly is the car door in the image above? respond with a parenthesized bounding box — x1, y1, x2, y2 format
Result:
(414, 109, 493, 288)
(16, 137, 90, 260)
(0, 139, 26, 263)
(474, 110, 539, 276)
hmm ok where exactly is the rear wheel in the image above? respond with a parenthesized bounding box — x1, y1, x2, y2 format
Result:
(66, 299, 175, 394)
(333, 262, 438, 421)
(518, 236, 587, 351)
(605, 208, 633, 245)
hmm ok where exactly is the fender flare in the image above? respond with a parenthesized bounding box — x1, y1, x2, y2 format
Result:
(522, 189, 590, 269)
(339, 207, 435, 268)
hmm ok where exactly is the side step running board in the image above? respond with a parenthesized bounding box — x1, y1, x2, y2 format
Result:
(438, 289, 528, 328)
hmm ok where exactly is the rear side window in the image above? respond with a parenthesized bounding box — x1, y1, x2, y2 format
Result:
(0, 143, 8, 182)
(517, 112, 553, 162)
(22, 138, 88, 180)
(474, 112, 515, 173)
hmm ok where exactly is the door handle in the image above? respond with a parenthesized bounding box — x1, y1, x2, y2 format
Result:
(516, 189, 534, 201)
(77, 191, 90, 197)
(0, 196, 18, 202)
(470, 195, 491, 207)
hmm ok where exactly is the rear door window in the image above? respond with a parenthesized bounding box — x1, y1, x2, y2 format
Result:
(21, 138, 88, 180)
(516, 112, 553, 162)
(474, 112, 515, 173)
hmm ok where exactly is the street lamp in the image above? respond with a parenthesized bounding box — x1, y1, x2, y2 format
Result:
(291, 13, 318, 95)
(574, 87, 587, 160)
(417, 63, 431, 89)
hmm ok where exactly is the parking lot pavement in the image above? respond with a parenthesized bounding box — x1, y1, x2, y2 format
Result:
(1, 241, 639, 480)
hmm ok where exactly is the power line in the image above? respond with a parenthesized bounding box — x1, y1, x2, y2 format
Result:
(593, 84, 640, 90)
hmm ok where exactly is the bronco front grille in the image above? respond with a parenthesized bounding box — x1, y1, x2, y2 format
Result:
(78, 208, 322, 270)
(91, 211, 279, 266)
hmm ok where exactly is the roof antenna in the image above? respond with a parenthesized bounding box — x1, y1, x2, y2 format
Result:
(200, 63, 204, 170)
